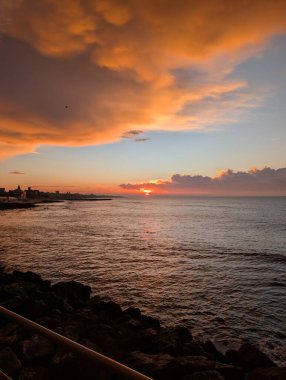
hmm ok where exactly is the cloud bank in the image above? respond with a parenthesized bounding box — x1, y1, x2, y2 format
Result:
(1, 0, 286, 157)
(120, 167, 286, 195)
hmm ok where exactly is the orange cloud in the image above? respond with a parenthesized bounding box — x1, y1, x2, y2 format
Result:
(120, 167, 286, 195)
(1, 0, 286, 158)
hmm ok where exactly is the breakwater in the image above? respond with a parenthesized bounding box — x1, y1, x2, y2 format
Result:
(0, 268, 285, 380)
(0, 203, 35, 211)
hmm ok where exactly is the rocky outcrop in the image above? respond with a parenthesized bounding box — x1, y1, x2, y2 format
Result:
(0, 267, 284, 379)
(0, 203, 35, 211)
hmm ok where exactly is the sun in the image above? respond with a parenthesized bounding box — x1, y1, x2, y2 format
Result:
(140, 188, 153, 196)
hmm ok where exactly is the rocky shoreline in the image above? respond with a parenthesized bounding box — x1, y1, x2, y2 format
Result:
(0, 203, 36, 211)
(0, 268, 285, 380)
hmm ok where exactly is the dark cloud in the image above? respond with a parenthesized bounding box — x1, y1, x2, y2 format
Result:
(134, 138, 150, 142)
(9, 171, 25, 175)
(121, 130, 144, 138)
(120, 167, 286, 195)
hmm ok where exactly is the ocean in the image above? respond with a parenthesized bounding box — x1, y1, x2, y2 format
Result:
(0, 196, 285, 364)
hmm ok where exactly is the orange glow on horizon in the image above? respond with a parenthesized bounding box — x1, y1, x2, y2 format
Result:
(140, 188, 153, 196)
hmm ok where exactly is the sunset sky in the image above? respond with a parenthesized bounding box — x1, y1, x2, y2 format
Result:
(0, 0, 286, 195)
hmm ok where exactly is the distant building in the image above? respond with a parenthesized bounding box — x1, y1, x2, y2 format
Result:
(26, 187, 40, 199)
(0, 188, 5, 195)
(9, 185, 24, 200)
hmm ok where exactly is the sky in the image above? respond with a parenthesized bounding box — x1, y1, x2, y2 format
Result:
(0, 0, 286, 195)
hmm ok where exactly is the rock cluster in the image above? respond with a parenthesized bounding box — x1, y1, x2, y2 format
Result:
(0, 268, 285, 379)
(0, 203, 35, 211)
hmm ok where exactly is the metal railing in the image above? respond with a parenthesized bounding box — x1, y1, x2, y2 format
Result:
(0, 369, 12, 380)
(0, 306, 153, 380)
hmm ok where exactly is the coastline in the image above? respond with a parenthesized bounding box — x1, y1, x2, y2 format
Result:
(0, 198, 112, 211)
(0, 268, 284, 379)
(0, 202, 36, 211)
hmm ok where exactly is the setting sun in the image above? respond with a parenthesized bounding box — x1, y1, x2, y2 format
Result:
(140, 188, 153, 196)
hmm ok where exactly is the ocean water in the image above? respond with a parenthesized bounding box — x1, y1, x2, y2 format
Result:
(0, 196, 286, 364)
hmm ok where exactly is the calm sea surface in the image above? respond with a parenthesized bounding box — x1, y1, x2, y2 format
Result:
(0, 196, 286, 363)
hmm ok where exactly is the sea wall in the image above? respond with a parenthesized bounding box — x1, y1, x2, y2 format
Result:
(0, 267, 285, 379)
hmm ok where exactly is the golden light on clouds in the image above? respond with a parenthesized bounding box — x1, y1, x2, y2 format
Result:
(120, 167, 286, 196)
(1, 0, 286, 158)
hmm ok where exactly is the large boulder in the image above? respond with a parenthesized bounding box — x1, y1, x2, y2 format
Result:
(129, 352, 216, 380)
(92, 300, 123, 319)
(183, 341, 209, 357)
(0, 347, 22, 376)
(124, 307, 142, 319)
(166, 356, 217, 379)
(147, 326, 193, 356)
(1, 296, 34, 318)
(128, 351, 175, 379)
(48, 351, 108, 380)
(140, 315, 161, 329)
(245, 367, 286, 380)
(203, 340, 227, 362)
(22, 334, 55, 363)
(214, 362, 244, 380)
(12, 270, 50, 287)
(237, 343, 276, 370)
(51, 281, 91, 308)
(18, 366, 45, 380)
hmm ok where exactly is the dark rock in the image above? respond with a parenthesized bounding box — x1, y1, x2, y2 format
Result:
(0, 323, 18, 337)
(48, 351, 107, 380)
(22, 334, 55, 362)
(183, 341, 210, 357)
(12, 270, 48, 285)
(181, 370, 225, 379)
(19, 366, 45, 380)
(124, 307, 141, 319)
(147, 327, 193, 356)
(92, 300, 123, 319)
(88, 295, 101, 307)
(237, 343, 276, 370)
(51, 281, 91, 308)
(115, 321, 144, 351)
(3, 283, 29, 299)
(141, 315, 160, 329)
(203, 341, 226, 362)
(224, 349, 240, 364)
(35, 292, 64, 312)
(128, 351, 174, 379)
(0, 347, 22, 376)
(245, 367, 286, 380)
(0, 334, 17, 350)
(129, 352, 215, 380)
(31, 299, 50, 318)
(1, 296, 34, 318)
(34, 314, 62, 330)
(63, 324, 79, 341)
(87, 323, 125, 357)
(162, 356, 216, 380)
(49, 351, 79, 379)
(0, 285, 13, 302)
(214, 363, 244, 380)
(11, 270, 28, 282)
